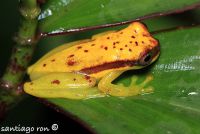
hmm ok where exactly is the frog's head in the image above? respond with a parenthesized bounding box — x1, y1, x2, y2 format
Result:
(136, 37, 160, 67)
(127, 22, 160, 68)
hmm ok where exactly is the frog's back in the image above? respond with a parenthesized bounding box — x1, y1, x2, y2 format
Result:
(28, 22, 158, 79)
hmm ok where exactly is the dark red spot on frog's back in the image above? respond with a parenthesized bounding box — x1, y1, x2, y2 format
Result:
(77, 46, 82, 49)
(67, 60, 76, 66)
(131, 35, 135, 38)
(51, 80, 60, 85)
(135, 41, 138, 46)
(43, 64, 46, 67)
(68, 54, 74, 58)
(51, 59, 56, 62)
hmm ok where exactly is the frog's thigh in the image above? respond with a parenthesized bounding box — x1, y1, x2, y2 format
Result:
(98, 71, 154, 96)
(24, 72, 104, 99)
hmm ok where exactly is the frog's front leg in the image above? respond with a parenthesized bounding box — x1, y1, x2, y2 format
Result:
(98, 71, 154, 97)
(24, 73, 105, 99)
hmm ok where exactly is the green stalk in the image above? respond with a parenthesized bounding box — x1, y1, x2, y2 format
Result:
(0, 0, 41, 118)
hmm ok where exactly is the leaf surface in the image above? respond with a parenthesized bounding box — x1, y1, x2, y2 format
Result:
(38, 0, 200, 34)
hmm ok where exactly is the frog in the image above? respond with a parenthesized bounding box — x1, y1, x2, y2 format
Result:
(24, 22, 160, 99)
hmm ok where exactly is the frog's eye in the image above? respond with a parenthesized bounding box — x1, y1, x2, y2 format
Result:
(139, 45, 160, 66)
(139, 51, 153, 66)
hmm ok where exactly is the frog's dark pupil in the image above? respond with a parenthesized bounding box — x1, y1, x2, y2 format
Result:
(144, 54, 151, 62)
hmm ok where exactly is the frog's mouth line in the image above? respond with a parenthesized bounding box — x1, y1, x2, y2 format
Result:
(79, 45, 160, 75)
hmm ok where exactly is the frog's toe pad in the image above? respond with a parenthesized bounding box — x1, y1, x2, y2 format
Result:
(129, 75, 154, 94)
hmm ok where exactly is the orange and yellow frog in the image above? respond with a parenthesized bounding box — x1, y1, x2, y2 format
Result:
(24, 22, 160, 99)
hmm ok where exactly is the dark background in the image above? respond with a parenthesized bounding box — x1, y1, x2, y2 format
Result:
(0, 1, 91, 134)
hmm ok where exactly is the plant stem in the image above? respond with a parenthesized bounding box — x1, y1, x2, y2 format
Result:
(0, 0, 41, 115)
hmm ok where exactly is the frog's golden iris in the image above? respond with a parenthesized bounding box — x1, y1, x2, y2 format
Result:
(24, 22, 160, 99)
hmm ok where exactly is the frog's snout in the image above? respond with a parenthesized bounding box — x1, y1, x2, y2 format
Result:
(152, 43, 160, 62)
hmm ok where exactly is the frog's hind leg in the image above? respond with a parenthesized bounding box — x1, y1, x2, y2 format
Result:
(24, 73, 105, 99)
(98, 71, 154, 97)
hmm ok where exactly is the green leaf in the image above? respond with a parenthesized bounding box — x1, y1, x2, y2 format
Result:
(39, 0, 200, 33)
(47, 26, 200, 134)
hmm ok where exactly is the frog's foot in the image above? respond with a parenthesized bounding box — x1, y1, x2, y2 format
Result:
(98, 71, 154, 97)
(129, 75, 154, 94)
